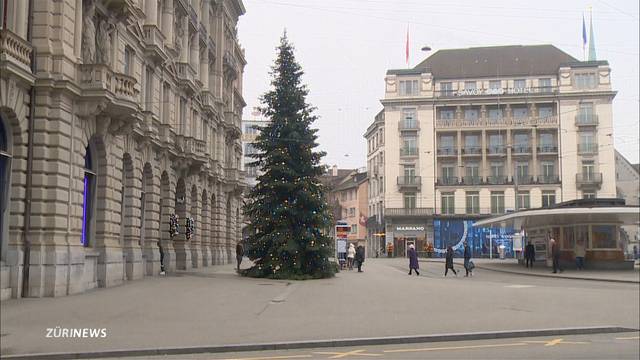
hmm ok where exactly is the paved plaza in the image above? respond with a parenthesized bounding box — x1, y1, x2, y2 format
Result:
(1, 258, 638, 358)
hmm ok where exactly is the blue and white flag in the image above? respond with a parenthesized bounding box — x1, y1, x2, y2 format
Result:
(582, 14, 587, 51)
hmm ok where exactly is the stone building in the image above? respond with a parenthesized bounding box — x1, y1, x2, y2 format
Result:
(370, 45, 618, 257)
(614, 150, 639, 254)
(0, 0, 247, 300)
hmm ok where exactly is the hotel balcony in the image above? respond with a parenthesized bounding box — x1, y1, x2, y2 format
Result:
(398, 120, 420, 132)
(436, 115, 558, 129)
(142, 25, 167, 62)
(537, 145, 558, 154)
(0, 29, 34, 79)
(462, 176, 482, 185)
(514, 176, 535, 185)
(578, 143, 598, 155)
(575, 113, 599, 126)
(512, 145, 532, 155)
(437, 177, 458, 186)
(176, 62, 198, 94)
(437, 147, 457, 157)
(576, 173, 603, 189)
(538, 175, 560, 184)
(77, 64, 140, 118)
(400, 147, 418, 157)
(397, 176, 421, 191)
(486, 146, 506, 156)
(461, 146, 482, 156)
(486, 176, 509, 185)
(386, 208, 434, 217)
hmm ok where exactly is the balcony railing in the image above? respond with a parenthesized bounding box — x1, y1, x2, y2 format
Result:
(538, 175, 560, 184)
(514, 176, 535, 185)
(397, 176, 422, 186)
(437, 177, 458, 186)
(0, 29, 33, 68)
(576, 173, 602, 188)
(537, 145, 558, 154)
(398, 120, 419, 131)
(437, 147, 457, 156)
(462, 147, 482, 155)
(575, 113, 599, 126)
(486, 176, 509, 185)
(142, 24, 166, 60)
(385, 208, 434, 217)
(487, 146, 506, 155)
(77, 64, 140, 111)
(436, 115, 558, 129)
(400, 148, 418, 157)
(578, 143, 598, 154)
(398, 176, 422, 188)
(462, 176, 482, 185)
(512, 145, 532, 154)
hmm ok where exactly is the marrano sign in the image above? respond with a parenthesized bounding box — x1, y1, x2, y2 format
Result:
(396, 226, 425, 231)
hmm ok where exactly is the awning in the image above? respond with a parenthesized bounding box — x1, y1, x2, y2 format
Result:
(473, 207, 640, 229)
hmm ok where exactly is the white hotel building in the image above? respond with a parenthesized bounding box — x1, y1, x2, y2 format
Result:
(367, 45, 617, 256)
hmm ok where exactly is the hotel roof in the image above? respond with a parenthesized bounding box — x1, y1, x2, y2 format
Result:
(388, 45, 608, 79)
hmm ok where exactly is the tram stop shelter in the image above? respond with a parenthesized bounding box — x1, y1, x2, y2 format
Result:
(474, 199, 640, 269)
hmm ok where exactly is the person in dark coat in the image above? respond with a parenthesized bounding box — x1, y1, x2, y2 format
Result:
(463, 242, 473, 277)
(524, 241, 535, 268)
(444, 246, 457, 276)
(355, 245, 365, 272)
(550, 237, 562, 273)
(235, 243, 244, 271)
(407, 244, 419, 276)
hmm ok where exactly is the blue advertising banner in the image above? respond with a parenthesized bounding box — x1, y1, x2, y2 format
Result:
(433, 219, 514, 258)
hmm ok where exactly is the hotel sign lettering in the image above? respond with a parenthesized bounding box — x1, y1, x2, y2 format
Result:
(455, 87, 534, 96)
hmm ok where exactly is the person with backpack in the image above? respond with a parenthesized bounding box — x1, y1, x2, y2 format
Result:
(444, 246, 457, 277)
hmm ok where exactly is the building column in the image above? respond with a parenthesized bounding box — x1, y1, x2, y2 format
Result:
(190, 31, 200, 75)
(74, 0, 83, 59)
(481, 129, 487, 180)
(145, 0, 159, 25)
(15, 0, 28, 39)
(181, 16, 189, 62)
(162, 0, 174, 47)
(200, 49, 210, 90)
(532, 127, 538, 180)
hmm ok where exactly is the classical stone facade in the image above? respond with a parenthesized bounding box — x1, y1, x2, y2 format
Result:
(0, 0, 247, 300)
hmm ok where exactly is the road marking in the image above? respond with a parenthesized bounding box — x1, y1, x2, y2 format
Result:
(383, 342, 528, 353)
(223, 355, 312, 360)
(524, 338, 589, 346)
(504, 284, 535, 288)
(616, 336, 640, 340)
(313, 349, 382, 358)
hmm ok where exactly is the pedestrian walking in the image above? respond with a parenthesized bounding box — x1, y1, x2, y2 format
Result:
(524, 241, 535, 268)
(408, 244, 419, 276)
(236, 242, 244, 271)
(574, 239, 586, 270)
(444, 246, 457, 277)
(158, 240, 166, 275)
(356, 244, 365, 272)
(347, 243, 356, 270)
(463, 242, 473, 277)
(550, 237, 562, 273)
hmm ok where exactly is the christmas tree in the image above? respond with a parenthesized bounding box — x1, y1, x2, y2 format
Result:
(242, 33, 336, 280)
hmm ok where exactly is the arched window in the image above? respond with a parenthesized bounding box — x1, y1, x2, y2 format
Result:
(0, 117, 11, 259)
(82, 144, 96, 247)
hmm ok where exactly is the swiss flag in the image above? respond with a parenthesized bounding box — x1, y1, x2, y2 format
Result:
(405, 26, 409, 66)
(359, 214, 367, 226)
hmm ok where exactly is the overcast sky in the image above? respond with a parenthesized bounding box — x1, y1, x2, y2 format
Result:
(238, 0, 639, 168)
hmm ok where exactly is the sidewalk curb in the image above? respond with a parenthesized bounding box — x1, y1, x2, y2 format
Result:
(3, 326, 637, 360)
(420, 259, 640, 284)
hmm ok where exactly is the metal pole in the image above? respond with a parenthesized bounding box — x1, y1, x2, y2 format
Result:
(489, 229, 493, 259)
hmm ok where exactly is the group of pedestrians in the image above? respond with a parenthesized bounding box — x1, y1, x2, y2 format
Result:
(524, 236, 587, 273)
(347, 243, 365, 272)
(407, 242, 475, 277)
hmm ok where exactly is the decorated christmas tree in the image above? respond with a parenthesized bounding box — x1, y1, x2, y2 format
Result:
(242, 33, 336, 280)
